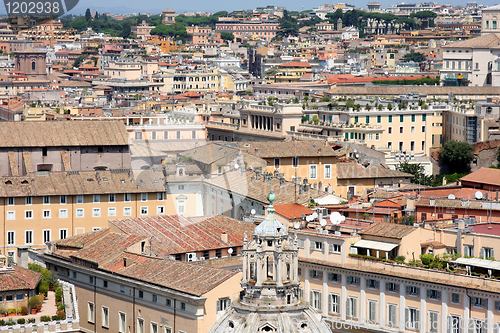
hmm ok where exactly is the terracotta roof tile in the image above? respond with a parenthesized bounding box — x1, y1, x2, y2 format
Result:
(460, 167, 500, 187)
(0, 266, 42, 292)
(337, 163, 412, 180)
(274, 203, 314, 220)
(359, 222, 416, 239)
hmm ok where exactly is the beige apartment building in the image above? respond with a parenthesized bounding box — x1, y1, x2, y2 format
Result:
(104, 60, 142, 80)
(42, 228, 242, 333)
(295, 222, 500, 332)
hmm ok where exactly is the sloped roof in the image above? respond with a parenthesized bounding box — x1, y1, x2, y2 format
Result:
(236, 141, 340, 158)
(460, 167, 500, 187)
(110, 215, 255, 255)
(359, 222, 416, 239)
(0, 265, 42, 292)
(337, 163, 411, 180)
(274, 203, 314, 220)
(278, 61, 312, 68)
(0, 120, 128, 147)
(443, 34, 500, 49)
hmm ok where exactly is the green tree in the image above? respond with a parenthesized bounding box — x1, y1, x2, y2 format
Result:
(94, 11, 99, 20)
(440, 140, 474, 174)
(219, 31, 235, 42)
(278, 10, 299, 37)
(387, 103, 393, 110)
(397, 161, 430, 185)
(402, 50, 426, 63)
(85, 8, 91, 21)
(150, 23, 187, 41)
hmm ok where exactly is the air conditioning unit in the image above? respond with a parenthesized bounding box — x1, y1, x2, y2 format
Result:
(198, 256, 205, 261)
(187, 252, 197, 262)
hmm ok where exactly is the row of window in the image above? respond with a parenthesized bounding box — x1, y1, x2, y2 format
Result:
(134, 130, 196, 140)
(6, 193, 164, 206)
(6, 205, 164, 222)
(353, 114, 426, 124)
(309, 290, 494, 332)
(309, 241, 341, 253)
(0, 294, 25, 302)
(387, 125, 426, 134)
(273, 160, 332, 180)
(6, 229, 71, 246)
(87, 304, 183, 333)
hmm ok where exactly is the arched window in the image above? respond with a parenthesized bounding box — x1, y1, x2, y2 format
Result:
(32, 61, 36, 70)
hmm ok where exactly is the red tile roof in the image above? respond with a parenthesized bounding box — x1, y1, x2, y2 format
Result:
(274, 203, 314, 220)
(359, 222, 416, 239)
(278, 61, 311, 68)
(461, 168, 500, 187)
(0, 265, 42, 292)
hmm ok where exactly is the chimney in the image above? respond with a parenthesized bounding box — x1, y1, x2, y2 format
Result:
(221, 232, 228, 244)
(254, 148, 259, 156)
(17, 246, 29, 268)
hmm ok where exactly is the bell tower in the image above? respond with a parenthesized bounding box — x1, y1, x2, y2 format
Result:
(240, 190, 301, 307)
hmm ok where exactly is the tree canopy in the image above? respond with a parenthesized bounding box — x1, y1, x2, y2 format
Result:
(150, 23, 188, 40)
(278, 10, 299, 37)
(219, 31, 235, 41)
(402, 50, 426, 63)
(440, 140, 475, 174)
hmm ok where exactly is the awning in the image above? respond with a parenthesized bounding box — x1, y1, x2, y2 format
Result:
(453, 257, 500, 270)
(298, 126, 322, 134)
(354, 239, 399, 252)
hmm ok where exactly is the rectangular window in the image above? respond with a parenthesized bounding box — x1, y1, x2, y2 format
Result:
(138, 290, 144, 298)
(480, 247, 494, 259)
(386, 282, 400, 293)
(137, 319, 144, 333)
(472, 297, 485, 308)
(346, 297, 358, 319)
(216, 298, 231, 312)
(25, 210, 33, 219)
(388, 115, 392, 123)
(464, 245, 474, 257)
(405, 307, 419, 330)
(192, 131, 196, 139)
(59, 209, 68, 218)
(43, 210, 51, 218)
(140, 207, 148, 215)
(163, 131, 168, 140)
(60, 195, 67, 204)
(328, 293, 339, 314)
(7, 197, 14, 206)
(411, 114, 416, 122)
(366, 279, 379, 290)
(428, 310, 439, 333)
(292, 157, 299, 168)
(109, 194, 116, 203)
(93, 208, 101, 217)
(310, 290, 322, 311)
(166, 298, 172, 307)
(426, 289, 441, 301)
(400, 126, 404, 134)
(309, 165, 317, 179)
(328, 272, 340, 282)
(76, 208, 84, 218)
(157, 192, 165, 201)
(377, 115, 381, 123)
(141, 193, 148, 202)
(152, 294, 157, 303)
(329, 244, 341, 253)
(422, 114, 426, 121)
(366, 116, 370, 124)
(108, 207, 116, 217)
(88, 302, 95, 323)
(120, 286, 125, 293)
(347, 276, 359, 286)
(7, 211, 15, 220)
(368, 300, 377, 322)
(16, 294, 24, 301)
(157, 206, 165, 215)
(102, 307, 109, 328)
(400, 115, 404, 122)
(176, 131, 181, 139)
(43, 230, 51, 243)
(25, 230, 33, 245)
(181, 303, 185, 310)
(151, 131, 157, 140)
(60, 229, 67, 239)
(43, 196, 50, 205)
(312, 241, 323, 251)
(93, 195, 100, 203)
(309, 269, 323, 280)
(76, 195, 84, 204)
(451, 293, 460, 304)
(119, 313, 126, 333)
(406, 286, 420, 297)
(388, 304, 398, 327)
(151, 322, 158, 333)
(324, 164, 332, 179)
(124, 207, 132, 216)
(448, 315, 461, 333)
(25, 197, 32, 205)
(124, 193, 131, 202)
(274, 158, 280, 169)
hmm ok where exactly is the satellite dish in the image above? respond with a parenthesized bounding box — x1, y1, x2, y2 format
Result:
(251, 209, 256, 215)
(448, 194, 456, 200)
(353, 149, 357, 153)
(234, 163, 239, 169)
(330, 212, 343, 225)
(294, 222, 300, 229)
(320, 219, 327, 227)
(301, 213, 306, 220)
(227, 248, 233, 254)
(355, 154, 360, 159)
(475, 191, 483, 200)
(312, 212, 318, 219)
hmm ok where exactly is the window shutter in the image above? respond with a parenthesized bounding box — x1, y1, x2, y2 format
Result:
(370, 302, 376, 321)
(374, 280, 379, 289)
(447, 316, 452, 333)
(228, 299, 231, 306)
(216, 300, 221, 312)
(415, 287, 420, 297)
(310, 241, 315, 250)
(352, 298, 357, 318)
(328, 294, 332, 313)
(310, 270, 314, 278)
(406, 286, 411, 295)
(318, 292, 322, 311)
(427, 289, 431, 299)
(492, 249, 495, 259)
(329, 244, 334, 253)
(415, 310, 420, 331)
(405, 308, 409, 329)
(391, 306, 397, 326)
(394, 284, 400, 293)
(346, 298, 351, 317)
(468, 320, 475, 333)
(480, 248, 485, 258)
(310, 291, 313, 305)
(436, 290, 441, 300)
(386, 282, 391, 291)
(366, 279, 370, 288)
(348, 276, 353, 284)
(481, 298, 486, 308)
